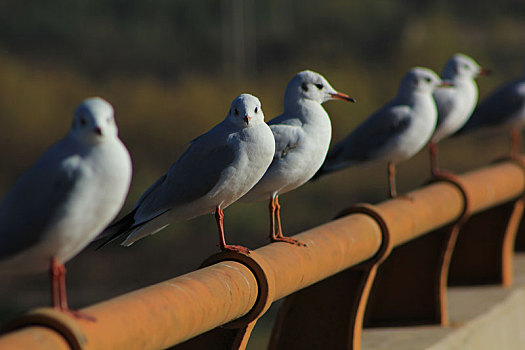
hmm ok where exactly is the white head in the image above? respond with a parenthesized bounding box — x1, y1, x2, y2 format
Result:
(442, 53, 487, 80)
(70, 97, 118, 143)
(284, 70, 355, 110)
(399, 67, 443, 96)
(226, 94, 265, 128)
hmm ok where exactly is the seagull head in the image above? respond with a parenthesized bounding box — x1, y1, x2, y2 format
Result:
(399, 67, 443, 95)
(442, 53, 489, 80)
(284, 70, 355, 108)
(71, 97, 118, 143)
(227, 94, 265, 128)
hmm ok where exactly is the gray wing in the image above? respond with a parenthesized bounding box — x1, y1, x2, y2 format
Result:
(269, 122, 302, 163)
(132, 126, 236, 224)
(0, 140, 82, 259)
(461, 79, 525, 132)
(433, 87, 456, 130)
(323, 104, 412, 171)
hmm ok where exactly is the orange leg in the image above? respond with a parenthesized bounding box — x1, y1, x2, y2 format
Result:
(215, 207, 250, 254)
(388, 162, 398, 199)
(50, 258, 62, 308)
(269, 196, 306, 246)
(428, 141, 439, 176)
(511, 128, 522, 157)
(429, 141, 455, 178)
(50, 258, 96, 321)
(388, 162, 412, 201)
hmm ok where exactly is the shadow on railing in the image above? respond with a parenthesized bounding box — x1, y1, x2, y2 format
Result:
(1, 159, 525, 350)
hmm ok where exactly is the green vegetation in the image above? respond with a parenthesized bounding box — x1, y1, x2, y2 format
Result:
(0, 1, 524, 347)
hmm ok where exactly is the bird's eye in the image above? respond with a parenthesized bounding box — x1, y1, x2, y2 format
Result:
(463, 64, 469, 70)
(234, 108, 239, 116)
(80, 117, 88, 127)
(315, 83, 323, 90)
(254, 106, 258, 113)
(301, 82, 308, 92)
(424, 77, 432, 83)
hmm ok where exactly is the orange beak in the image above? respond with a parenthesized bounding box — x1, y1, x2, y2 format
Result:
(244, 115, 252, 125)
(439, 81, 454, 88)
(478, 67, 491, 76)
(330, 92, 356, 103)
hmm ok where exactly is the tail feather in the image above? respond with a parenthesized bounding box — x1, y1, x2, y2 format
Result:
(95, 209, 137, 249)
(310, 148, 344, 182)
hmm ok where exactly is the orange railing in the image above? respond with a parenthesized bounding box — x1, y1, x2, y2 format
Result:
(1, 159, 524, 350)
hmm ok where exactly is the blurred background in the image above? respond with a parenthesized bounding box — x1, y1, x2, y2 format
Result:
(0, 0, 524, 348)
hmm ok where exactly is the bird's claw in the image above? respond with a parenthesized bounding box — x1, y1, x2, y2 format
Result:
(393, 193, 414, 202)
(271, 236, 307, 247)
(220, 244, 251, 255)
(56, 307, 97, 322)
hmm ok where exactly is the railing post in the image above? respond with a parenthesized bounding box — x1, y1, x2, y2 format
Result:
(172, 251, 275, 350)
(449, 158, 525, 287)
(448, 200, 524, 286)
(268, 204, 392, 350)
(510, 157, 525, 253)
(514, 214, 525, 251)
(363, 176, 470, 327)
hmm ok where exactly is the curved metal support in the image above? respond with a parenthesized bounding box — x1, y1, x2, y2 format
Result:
(363, 174, 470, 327)
(269, 204, 391, 350)
(174, 251, 275, 350)
(1, 308, 87, 350)
(450, 157, 525, 287)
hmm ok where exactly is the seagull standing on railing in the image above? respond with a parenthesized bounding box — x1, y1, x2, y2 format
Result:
(313, 67, 444, 198)
(98, 94, 275, 254)
(458, 67, 525, 156)
(429, 53, 489, 175)
(242, 70, 355, 246)
(0, 97, 132, 319)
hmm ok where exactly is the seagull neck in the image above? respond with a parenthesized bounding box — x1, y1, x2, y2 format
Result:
(284, 98, 327, 123)
(396, 89, 432, 105)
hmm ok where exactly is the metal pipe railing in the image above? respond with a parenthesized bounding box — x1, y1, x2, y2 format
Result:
(1, 160, 524, 350)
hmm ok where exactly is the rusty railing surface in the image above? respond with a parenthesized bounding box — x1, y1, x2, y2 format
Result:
(1, 158, 525, 350)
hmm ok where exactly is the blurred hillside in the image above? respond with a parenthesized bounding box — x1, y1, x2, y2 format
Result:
(0, 1, 524, 348)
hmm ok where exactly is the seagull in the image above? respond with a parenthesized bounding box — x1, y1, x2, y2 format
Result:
(98, 94, 275, 254)
(241, 70, 355, 246)
(0, 97, 132, 319)
(314, 67, 444, 198)
(429, 53, 489, 175)
(459, 67, 525, 156)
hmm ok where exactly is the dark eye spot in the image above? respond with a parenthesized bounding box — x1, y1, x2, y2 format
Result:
(315, 83, 323, 90)
(234, 108, 239, 116)
(80, 117, 88, 127)
(301, 82, 308, 92)
(424, 77, 432, 83)
(254, 106, 258, 113)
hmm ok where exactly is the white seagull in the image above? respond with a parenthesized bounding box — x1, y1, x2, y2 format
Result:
(99, 94, 275, 254)
(314, 67, 444, 198)
(242, 70, 355, 246)
(0, 97, 132, 319)
(459, 67, 525, 156)
(429, 53, 489, 175)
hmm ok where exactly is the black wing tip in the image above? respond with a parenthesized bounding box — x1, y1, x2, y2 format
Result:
(95, 209, 137, 250)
